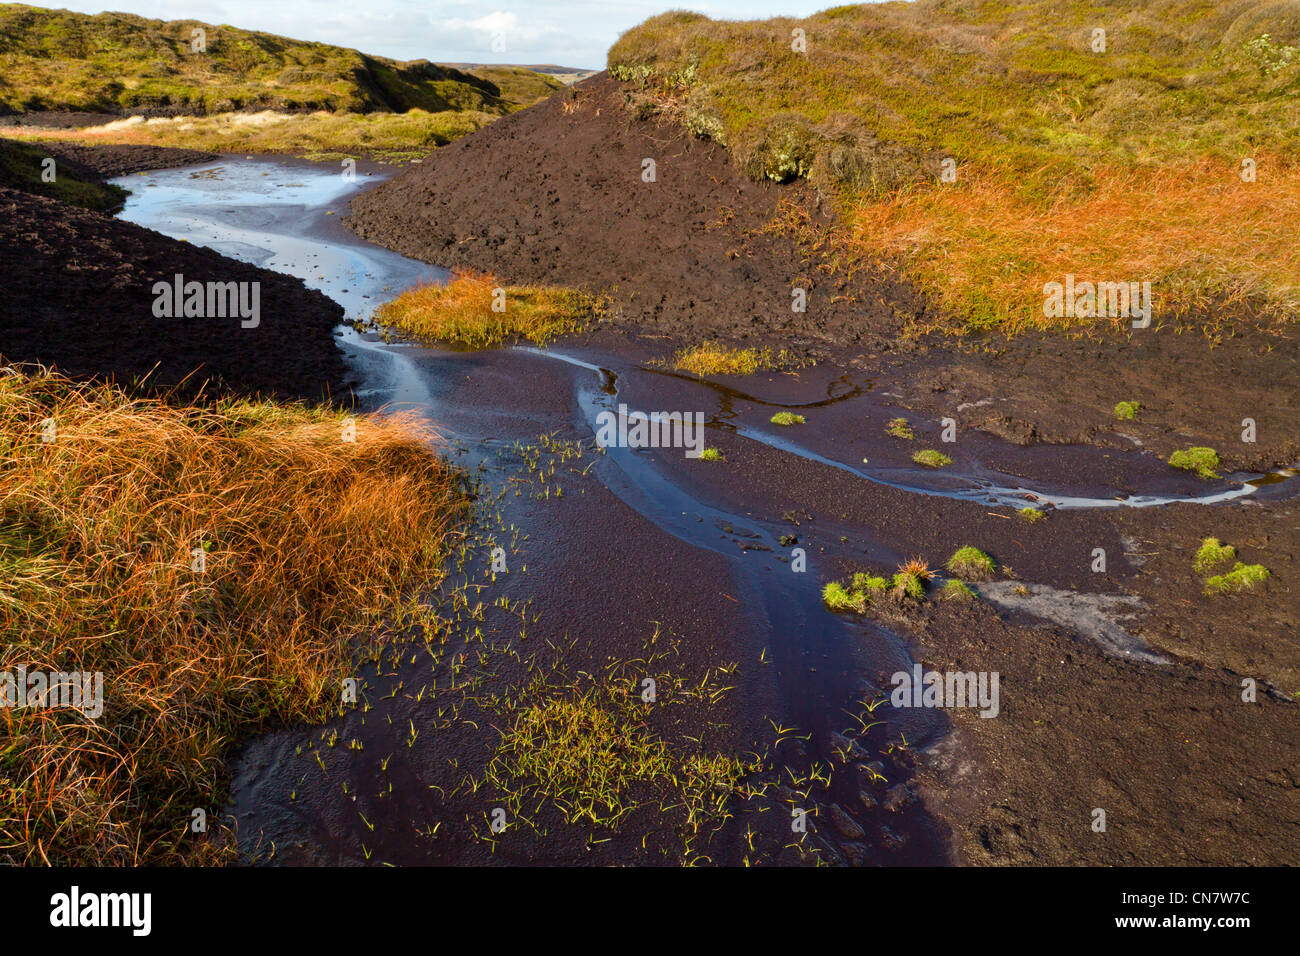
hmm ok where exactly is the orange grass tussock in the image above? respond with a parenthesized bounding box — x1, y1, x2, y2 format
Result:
(0, 366, 466, 864)
(374, 270, 606, 348)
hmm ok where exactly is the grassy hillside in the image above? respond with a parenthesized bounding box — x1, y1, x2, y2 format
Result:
(609, 1, 1300, 333)
(0, 137, 124, 211)
(0, 4, 560, 115)
(463, 65, 573, 105)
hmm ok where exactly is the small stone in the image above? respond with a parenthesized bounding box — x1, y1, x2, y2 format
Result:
(883, 783, 916, 812)
(842, 841, 868, 864)
(828, 803, 865, 839)
(880, 825, 907, 849)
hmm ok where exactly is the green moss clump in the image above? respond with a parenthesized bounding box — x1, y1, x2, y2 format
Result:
(886, 418, 914, 440)
(769, 412, 806, 426)
(941, 579, 976, 601)
(1018, 507, 1045, 522)
(823, 570, 892, 614)
(1169, 446, 1220, 479)
(822, 581, 865, 613)
(945, 546, 996, 580)
(891, 570, 926, 600)
(851, 572, 889, 595)
(913, 449, 952, 468)
(1205, 562, 1270, 595)
(1114, 400, 1141, 420)
(700, 447, 723, 461)
(1193, 537, 1236, 574)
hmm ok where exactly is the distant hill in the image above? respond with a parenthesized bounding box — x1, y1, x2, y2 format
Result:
(0, 4, 562, 115)
(443, 63, 599, 86)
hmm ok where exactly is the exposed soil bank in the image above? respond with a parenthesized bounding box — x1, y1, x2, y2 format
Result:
(346, 74, 1300, 473)
(32, 142, 220, 179)
(0, 111, 120, 128)
(873, 328, 1300, 476)
(0, 184, 346, 402)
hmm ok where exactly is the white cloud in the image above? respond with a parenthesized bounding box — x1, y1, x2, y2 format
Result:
(434, 10, 566, 59)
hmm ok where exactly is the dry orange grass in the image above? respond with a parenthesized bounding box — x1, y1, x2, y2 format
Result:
(666, 342, 776, 377)
(896, 557, 935, 581)
(662, 341, 809, 377)
(374, 270, 605, 348)
(847, 155, 1300, 333)
(0, 367, 465, 864)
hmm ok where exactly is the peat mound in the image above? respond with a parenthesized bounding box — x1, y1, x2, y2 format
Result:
(0, 187, 347, 403)
(35, 142, 220, 179)
(346, 74, 923, 352)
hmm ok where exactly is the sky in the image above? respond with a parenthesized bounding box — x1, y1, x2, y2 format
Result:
(42, 0, 852, 69)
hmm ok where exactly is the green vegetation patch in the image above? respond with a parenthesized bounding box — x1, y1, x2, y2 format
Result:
(851, 571, 889, 595)
(9, 109, 502, 165)
(483, 644, 760, 857)
(769, 412, 806, 426)
(0, 139, 125, 212)
(0, 4, 559, 115)
(945, 546, 996, 581)
(886, 417, 914, 440)
(1205, 562, 1270, 595)
(891, 569, 927, 600)
(1114, 401, 1141, 420)
(823, 580, 866, 613)
(374, 272, 605, 348)
(1191, 536, 1270, 595)
(1169, 446, 1221, 479)
(664, 342, 803, 377)
(823, 570, 890, 613)
(912, 449, 952, 468)
(1193, 537, 1236, 574)
(608, 3, 1300, 195)
(941, 579, 976, 601)
(825, 560, 930, 611)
